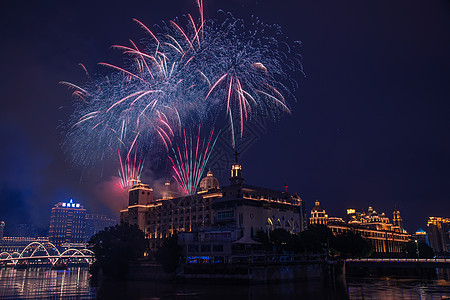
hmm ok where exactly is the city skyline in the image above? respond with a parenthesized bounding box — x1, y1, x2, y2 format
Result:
(0, 0, 449, 234)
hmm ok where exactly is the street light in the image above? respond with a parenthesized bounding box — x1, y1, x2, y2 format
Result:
(415, 239, 420, 259)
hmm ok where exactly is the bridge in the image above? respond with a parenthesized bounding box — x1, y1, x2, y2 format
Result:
(0, 241, 94, 267)
(346, 258, 449, 268)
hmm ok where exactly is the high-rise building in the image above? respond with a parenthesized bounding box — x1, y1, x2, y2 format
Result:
(48, 199, 86, 247)
(427, 217, 450, 254)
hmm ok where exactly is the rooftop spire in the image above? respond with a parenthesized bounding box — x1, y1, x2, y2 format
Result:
(233, 150, 241, 163)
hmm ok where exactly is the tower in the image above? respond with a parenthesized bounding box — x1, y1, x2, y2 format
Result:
(310, 200, 328, 225)
(127, 183, 153, 232)
(0, 221, 4, 240)
(229, 150, 244, 186)
(162, 179, 173, 200)
(392, 208, 403, 233)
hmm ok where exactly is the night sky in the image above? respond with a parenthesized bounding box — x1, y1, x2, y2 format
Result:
(0, 0, 449, 234)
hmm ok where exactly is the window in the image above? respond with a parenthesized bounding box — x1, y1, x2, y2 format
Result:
(201, 245, 211, 252)
(188, 245, 198, 252)
(217, 210, 234, 220)
(213, 244, 224, 252)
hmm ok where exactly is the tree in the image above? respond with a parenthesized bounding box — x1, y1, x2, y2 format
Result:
(298, 225, 336, 254)
(88, 223, 148, 280)
(155, 234, 182, 273)
(334, 231, 372, 258)
(255, 229, 303, 253)
(404, 241, 434, 259)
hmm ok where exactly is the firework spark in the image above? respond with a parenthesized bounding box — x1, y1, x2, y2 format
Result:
(117, 148, 144, 189)
(63, 2, 302, 186)
(169, 125, 218, 195)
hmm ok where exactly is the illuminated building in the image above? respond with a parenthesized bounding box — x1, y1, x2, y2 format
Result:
(120, 162, 307, 252)
(392, 208, 403, 233)
(310, 200, 328, 225)
(347, 208, 356, 215)
(198, 170, 220, 192)
(48, 199, 86, 247)
(0, 221, 4, 240)
(427, 217, 450, 253)
(412, 228, 429, 245)
(120, 176, 219, 251)
(0, 221, 49, 252)
(161, 179, 174, 200)
(0, 236, 49, 253)
(123, 182, 154, 231)
(309, 202, 410, 253)
(213, 162, 305, 238)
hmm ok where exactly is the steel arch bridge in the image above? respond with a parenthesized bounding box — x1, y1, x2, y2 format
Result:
(0, 241, 94, 267)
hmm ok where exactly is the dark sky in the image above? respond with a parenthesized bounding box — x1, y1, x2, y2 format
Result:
(0, 0, 449, 234)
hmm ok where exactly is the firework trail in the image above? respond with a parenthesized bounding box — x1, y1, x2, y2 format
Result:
(150, 10, 303, 146)
(117, 147, 144, 189)
(169, 125, 219, 195)
(63, 1, 302, 188)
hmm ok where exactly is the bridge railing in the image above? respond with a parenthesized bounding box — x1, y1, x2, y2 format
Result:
(0, 242, 95, 266)
(346, 258, 449, 263)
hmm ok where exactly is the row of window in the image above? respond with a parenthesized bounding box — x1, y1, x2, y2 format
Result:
(148, 214, 210, 225)
(188, 244, 224, 253)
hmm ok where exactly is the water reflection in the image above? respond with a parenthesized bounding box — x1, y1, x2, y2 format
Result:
(0, 267, 95, 299)
(0, 267, 449, 299)
(347, 277, 450, 300)
(95, 278, 349, 300)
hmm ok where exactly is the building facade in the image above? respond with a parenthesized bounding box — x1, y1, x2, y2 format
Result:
(309, 203, 411, 253)
(412, 228, 429, 246)
(0, 221, 4, 240)
(120, 162, 307, 252)
(310, 200, 328, 225)
(48, 199, 86, 247)
(0, 236, 49, 253)
(427, 217, 450, 254)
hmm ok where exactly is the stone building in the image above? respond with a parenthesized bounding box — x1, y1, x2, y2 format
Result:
(120, 161, 307, 252)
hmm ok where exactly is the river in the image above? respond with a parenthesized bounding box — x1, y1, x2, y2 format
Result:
(0, 267, 449, 299)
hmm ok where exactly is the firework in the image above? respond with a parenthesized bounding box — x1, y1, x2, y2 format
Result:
(117, 148, 144, 189)
(63, 2, 302, 186)
(169, 125, 218, 195)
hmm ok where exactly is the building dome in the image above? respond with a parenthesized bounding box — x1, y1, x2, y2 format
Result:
(311, 200, 325, 212)
(199, 170, 219, 192)
(310, 200, 328, 225)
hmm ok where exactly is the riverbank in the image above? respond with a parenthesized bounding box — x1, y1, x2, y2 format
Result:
(127, 260, 344, 284)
